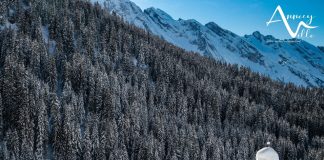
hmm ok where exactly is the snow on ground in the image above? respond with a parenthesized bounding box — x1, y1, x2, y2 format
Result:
(91, 0, 324, 87)
(0, 21, 18, 31)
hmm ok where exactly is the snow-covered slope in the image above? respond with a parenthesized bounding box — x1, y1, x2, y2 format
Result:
(91, 0, 324, 87)
(244, 32, 324, 87)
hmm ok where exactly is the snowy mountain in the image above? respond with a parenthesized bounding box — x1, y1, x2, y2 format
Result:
(91, 0, 324, 87)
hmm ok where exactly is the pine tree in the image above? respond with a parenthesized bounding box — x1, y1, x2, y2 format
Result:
(35, 99, 46, 160)
(0, 0, 323, 159)
(0, 93, 5, 159)
(0, 1, 7, 25)
(0, 94, 3, 140)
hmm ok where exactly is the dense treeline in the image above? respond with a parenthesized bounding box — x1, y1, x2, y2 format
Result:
(0, 0, 323, 159)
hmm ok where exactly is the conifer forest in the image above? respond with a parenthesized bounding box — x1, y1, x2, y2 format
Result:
(0, 0, 323, 159)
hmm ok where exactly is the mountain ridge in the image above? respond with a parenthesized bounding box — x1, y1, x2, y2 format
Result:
(1, 0, 324, 159)
(91, 0, 324, 87)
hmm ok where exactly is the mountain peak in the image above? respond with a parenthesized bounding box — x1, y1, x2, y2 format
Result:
(185, 19, 200, 24)
(94, 0, 324, 87)
(205, 22, 236, 38)
(247, 31, 277, 42)
(144, 7, 173, 20)
(205, 22, 223, 32)
(205, 22, 219, 27)
(252, 31, 263, 39)
(179, 19, 203, 30)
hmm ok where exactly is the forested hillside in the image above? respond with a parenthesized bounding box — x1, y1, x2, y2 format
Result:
(0, 0, 323, 159)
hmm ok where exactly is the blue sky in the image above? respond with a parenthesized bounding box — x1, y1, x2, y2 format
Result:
(131, 0, 324, 46)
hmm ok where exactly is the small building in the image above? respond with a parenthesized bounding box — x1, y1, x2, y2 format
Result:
(256, 144, 279, 160)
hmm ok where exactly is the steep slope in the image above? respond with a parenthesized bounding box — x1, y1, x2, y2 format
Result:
(1, 0, 324, 159)
(91, 0, 324, 87)
(245, 32, 324, 87)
